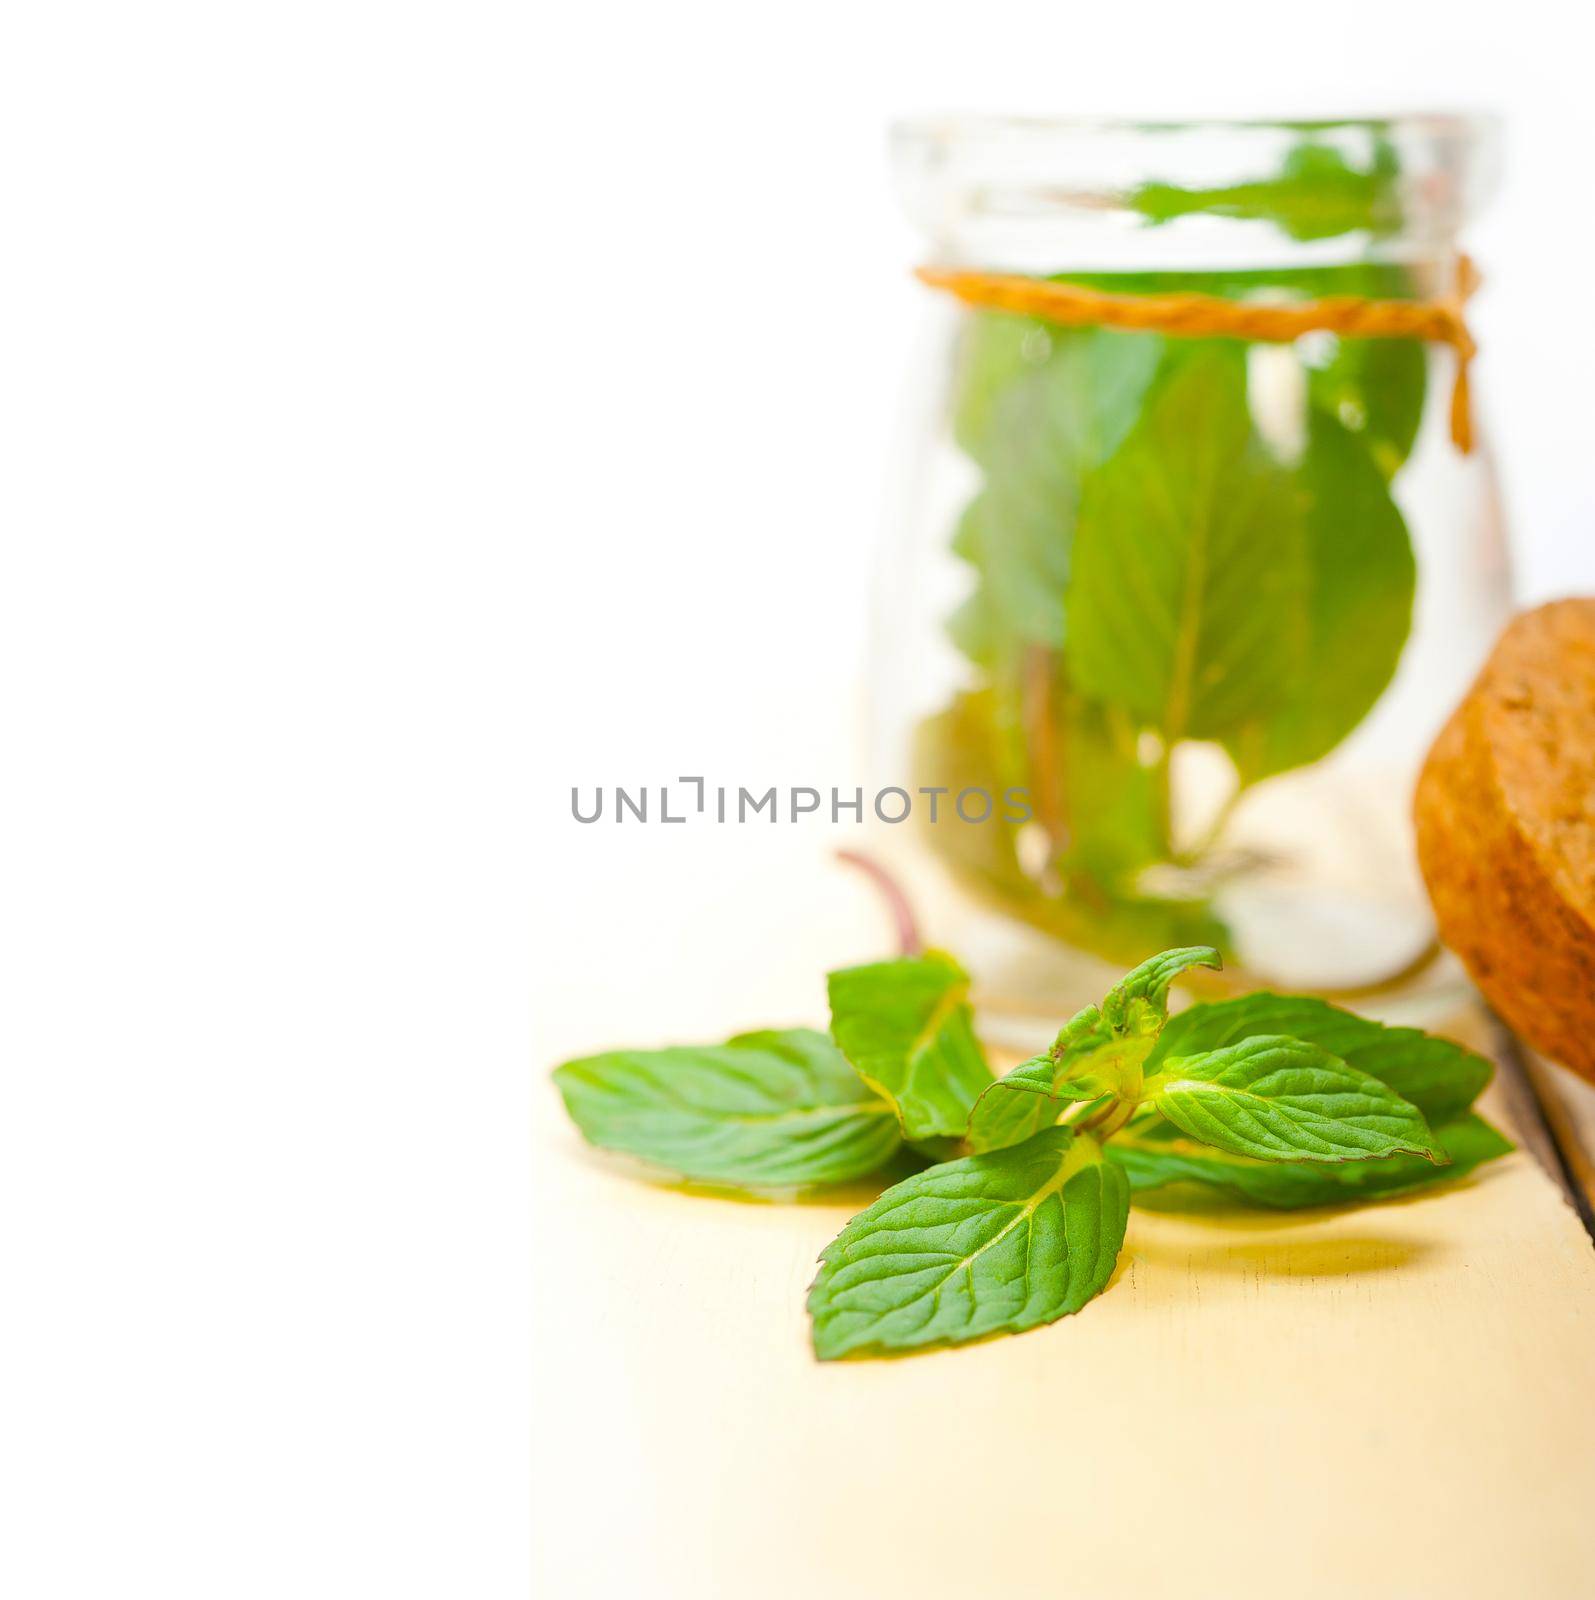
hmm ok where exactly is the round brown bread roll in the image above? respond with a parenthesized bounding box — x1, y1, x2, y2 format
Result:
(1415, 598, 1595, 1082)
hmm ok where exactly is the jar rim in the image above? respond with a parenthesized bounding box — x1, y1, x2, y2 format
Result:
(892, 111, 1500, 270)
(892, 110, 1497, 144)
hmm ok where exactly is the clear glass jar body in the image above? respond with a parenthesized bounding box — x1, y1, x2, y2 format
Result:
(874, 116, 1511, 1024)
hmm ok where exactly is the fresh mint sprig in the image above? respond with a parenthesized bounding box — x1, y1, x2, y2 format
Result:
(552, 947, 1510, 1359)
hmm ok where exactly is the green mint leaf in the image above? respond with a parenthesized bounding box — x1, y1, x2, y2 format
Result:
(909, 691, 1035, 899)
(964, 948, 1218, 1154)
(1145, 1035, 1446, 1164)
(1131, 138, 1403, 242)
(1099, 945, 1222, 1034)
(1065, 345, 1310, 745)
(553, 1029, 902, 1192)
(965, 1050, 1101, 1155)
(950, 310, 1039, 465)
(953, 319, 1161, 473)
(1226, 409, 1415, 781)
(947, 325, 1160, 666)
(943, 321, 1167, 895)
(826, 951, 993, 1142)
(910, 687, 1233, 967)
(807, 1127, 1128, 1359)
(1149, 993, 1491, 1125)
(1109, 1112, 1512, 1209)
(1307, 328, 1426, 479)
(1057, 686, 1169, 882)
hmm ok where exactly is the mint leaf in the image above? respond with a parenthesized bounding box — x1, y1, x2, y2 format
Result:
(1146, 1035, 1445, 1163)
(965, 1050, 1099, 1155)
(1100, 945, 1222, 1034)
(553, 1029, 902, 1191)
(827, 952, 993, 1142)
(1150, 993, 1491, 1125)
(807, 1127, 1128, 1359)
(947, 325, 1161, 668)
(1131, 138, 1402, 242)
(1308, 333, 1426, 479)
(909, 691, 1034, 895)
(943, 322, 1169, 898)
(1226, 409, 1415, 781)
(1065, 345, 1310, 744)
(964, 947, 1218, 1154)
(964, 1004, 1134, 1157)
(953, 319, 1162, 472)
(910, 688, 1233, 968)
(951, 310, 1040, 464)
(1058, 687, 1169, 881)
(1109, 1112, 1511, 1209)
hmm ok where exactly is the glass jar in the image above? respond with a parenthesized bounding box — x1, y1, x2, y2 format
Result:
(873, 115, 1511, 1026)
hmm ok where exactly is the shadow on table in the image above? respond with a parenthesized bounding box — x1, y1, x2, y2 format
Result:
(1127, 1159, 1511, 1225)
(1130, 1230, 1435, 1279)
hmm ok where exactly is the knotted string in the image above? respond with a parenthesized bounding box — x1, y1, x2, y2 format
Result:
(917, 256, 1481, 453)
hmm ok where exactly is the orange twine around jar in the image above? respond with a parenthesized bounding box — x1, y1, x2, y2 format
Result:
(916, 255, 1482, 453)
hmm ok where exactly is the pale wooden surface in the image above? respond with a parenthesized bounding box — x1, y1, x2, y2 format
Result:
(533, 837, 1595, 1600)
(1533, 1053, 1595, 1218)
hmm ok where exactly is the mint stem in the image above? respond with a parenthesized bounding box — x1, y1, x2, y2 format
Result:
(835, 849, 923, 957)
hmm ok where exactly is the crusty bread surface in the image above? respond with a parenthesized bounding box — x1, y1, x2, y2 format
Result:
(1415, 598, 1595, 1082)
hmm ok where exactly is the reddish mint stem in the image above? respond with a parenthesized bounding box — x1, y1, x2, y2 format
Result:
(835, 849, 923, 957)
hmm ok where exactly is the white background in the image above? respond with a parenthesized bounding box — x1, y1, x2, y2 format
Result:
(3, 2, 1593, 1595)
